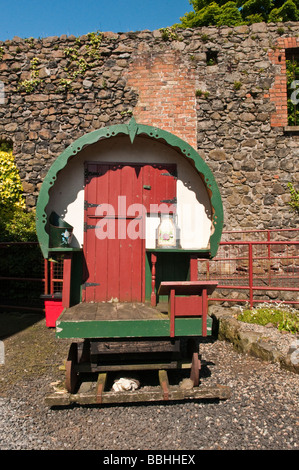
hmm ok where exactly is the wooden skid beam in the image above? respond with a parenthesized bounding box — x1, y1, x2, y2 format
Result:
(45, 383, 231, 407)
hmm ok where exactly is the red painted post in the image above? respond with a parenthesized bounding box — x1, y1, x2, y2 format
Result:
(62, 253, 72, 308)
(189, 255, 198, 281)
(151, 253, 157, 307)
(44, 259, 48, 295)
(50, 260, 54, 295)
(170, 288, 175, 338)
(267, 230, 271, 286)
(202, 288, 207, 336)
(248, 243, 254, 309)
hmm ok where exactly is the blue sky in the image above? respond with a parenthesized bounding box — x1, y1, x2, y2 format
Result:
(0, 0, 192, 41)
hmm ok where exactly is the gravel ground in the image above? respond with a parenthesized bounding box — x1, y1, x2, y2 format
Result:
(0, 312, 298, 451)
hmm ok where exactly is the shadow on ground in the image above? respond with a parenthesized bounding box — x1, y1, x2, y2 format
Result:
(0, 311, 44, 339)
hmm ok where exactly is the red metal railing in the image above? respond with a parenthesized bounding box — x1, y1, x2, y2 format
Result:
(44, 256, 64, 296)
(1, 230, 298, 311)
(221, 228, 299, 241)
(198, 231, 299, 308)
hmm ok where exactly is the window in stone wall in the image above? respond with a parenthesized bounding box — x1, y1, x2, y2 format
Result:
(286, 48, 299, 126)
(206, 50, 218, 66)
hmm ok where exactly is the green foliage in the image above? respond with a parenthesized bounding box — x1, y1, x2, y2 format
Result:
(0, 142, 37, 242)
(0, 206, 37, 242)
(86, 31, 103, 59)
(287, 182, 299, 213)
(63, 31, 103, 86)
(18, 78, 41, 93)
(178, 0, 299, 27)
(57, 78, 73, 93)
(196, 89, 210, 97)
(269, 0, 299, 22)
(16, 31, 103, 95)
(233, 80, 242, 90)
(240, 0, 273, 21)
(217, 1, 244, 25)
(0, 144, 25, 209)
(160, 26, 182, 41)
(18, 57, 41, 93)
(238, 305, 299, 334)
(180, 1, 242, 27)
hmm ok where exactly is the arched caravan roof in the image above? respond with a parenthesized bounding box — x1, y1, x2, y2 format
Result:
(36, 118, 223, 258)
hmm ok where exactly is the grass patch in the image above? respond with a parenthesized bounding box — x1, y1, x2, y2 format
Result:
(237, 304, 299, 335)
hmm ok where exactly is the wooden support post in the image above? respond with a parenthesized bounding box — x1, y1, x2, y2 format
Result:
(170, 288, 175, 338)
(151, 253, 157, 307)
(96, 373, 107, 404)
(62, 253, 72, 308)
(189, 255, 198, 281)
(158, 370, 169, 400)
(50, 260, 54, 295)
(202, 287, 207, 337)
(44, 259, 49, 295)
(65, 342, 79, 393)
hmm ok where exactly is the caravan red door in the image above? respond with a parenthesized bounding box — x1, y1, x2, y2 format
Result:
(83, 162, 176, 302)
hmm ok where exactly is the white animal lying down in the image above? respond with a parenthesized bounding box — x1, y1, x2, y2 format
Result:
(112, 377, 140, 392)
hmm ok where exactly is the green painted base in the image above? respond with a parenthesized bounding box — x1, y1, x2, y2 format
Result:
(56, 316, 213, 340)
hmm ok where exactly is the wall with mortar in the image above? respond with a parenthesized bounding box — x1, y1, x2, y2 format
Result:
(0, 22, 299, 231)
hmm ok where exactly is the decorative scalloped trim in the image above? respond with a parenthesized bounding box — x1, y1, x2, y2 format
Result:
(36, 119, 223, 258)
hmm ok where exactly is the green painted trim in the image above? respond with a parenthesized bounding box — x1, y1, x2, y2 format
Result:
(56, 316, 213, 339)
(36, 118, 223, 258)
(49, 248, 83, 252)
(146, 249, 211, 254)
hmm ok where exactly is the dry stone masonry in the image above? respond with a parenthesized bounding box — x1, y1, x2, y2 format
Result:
(0, 22, 299, 230)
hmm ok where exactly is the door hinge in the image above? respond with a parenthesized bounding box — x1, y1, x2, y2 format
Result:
(82, 282, 100, 289)
(160, 197, 177, 204)
(84, 201, 100, 210)
(84, 222, 97, 231)
(84, 169, 102, 178)
(161, 172, 177, 179)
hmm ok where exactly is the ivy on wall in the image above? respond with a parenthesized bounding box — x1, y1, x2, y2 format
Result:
(17, 57, 41, 93)
(287, 182, 299, 214)
(15, 31, 104, 94)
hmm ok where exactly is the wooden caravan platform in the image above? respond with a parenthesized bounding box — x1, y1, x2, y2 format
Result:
(47, 300, 231, 407)
(56, 301, 213, 339)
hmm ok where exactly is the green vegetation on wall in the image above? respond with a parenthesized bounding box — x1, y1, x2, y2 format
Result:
(15, 31, 103, 94)
(287, 182, 299, 214)
(238, 304, 299, 334)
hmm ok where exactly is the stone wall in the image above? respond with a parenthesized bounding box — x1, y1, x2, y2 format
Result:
(0, 22, 298, 230)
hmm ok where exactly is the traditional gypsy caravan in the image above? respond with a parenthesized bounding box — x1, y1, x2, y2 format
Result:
(36, 119, 229, 405)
